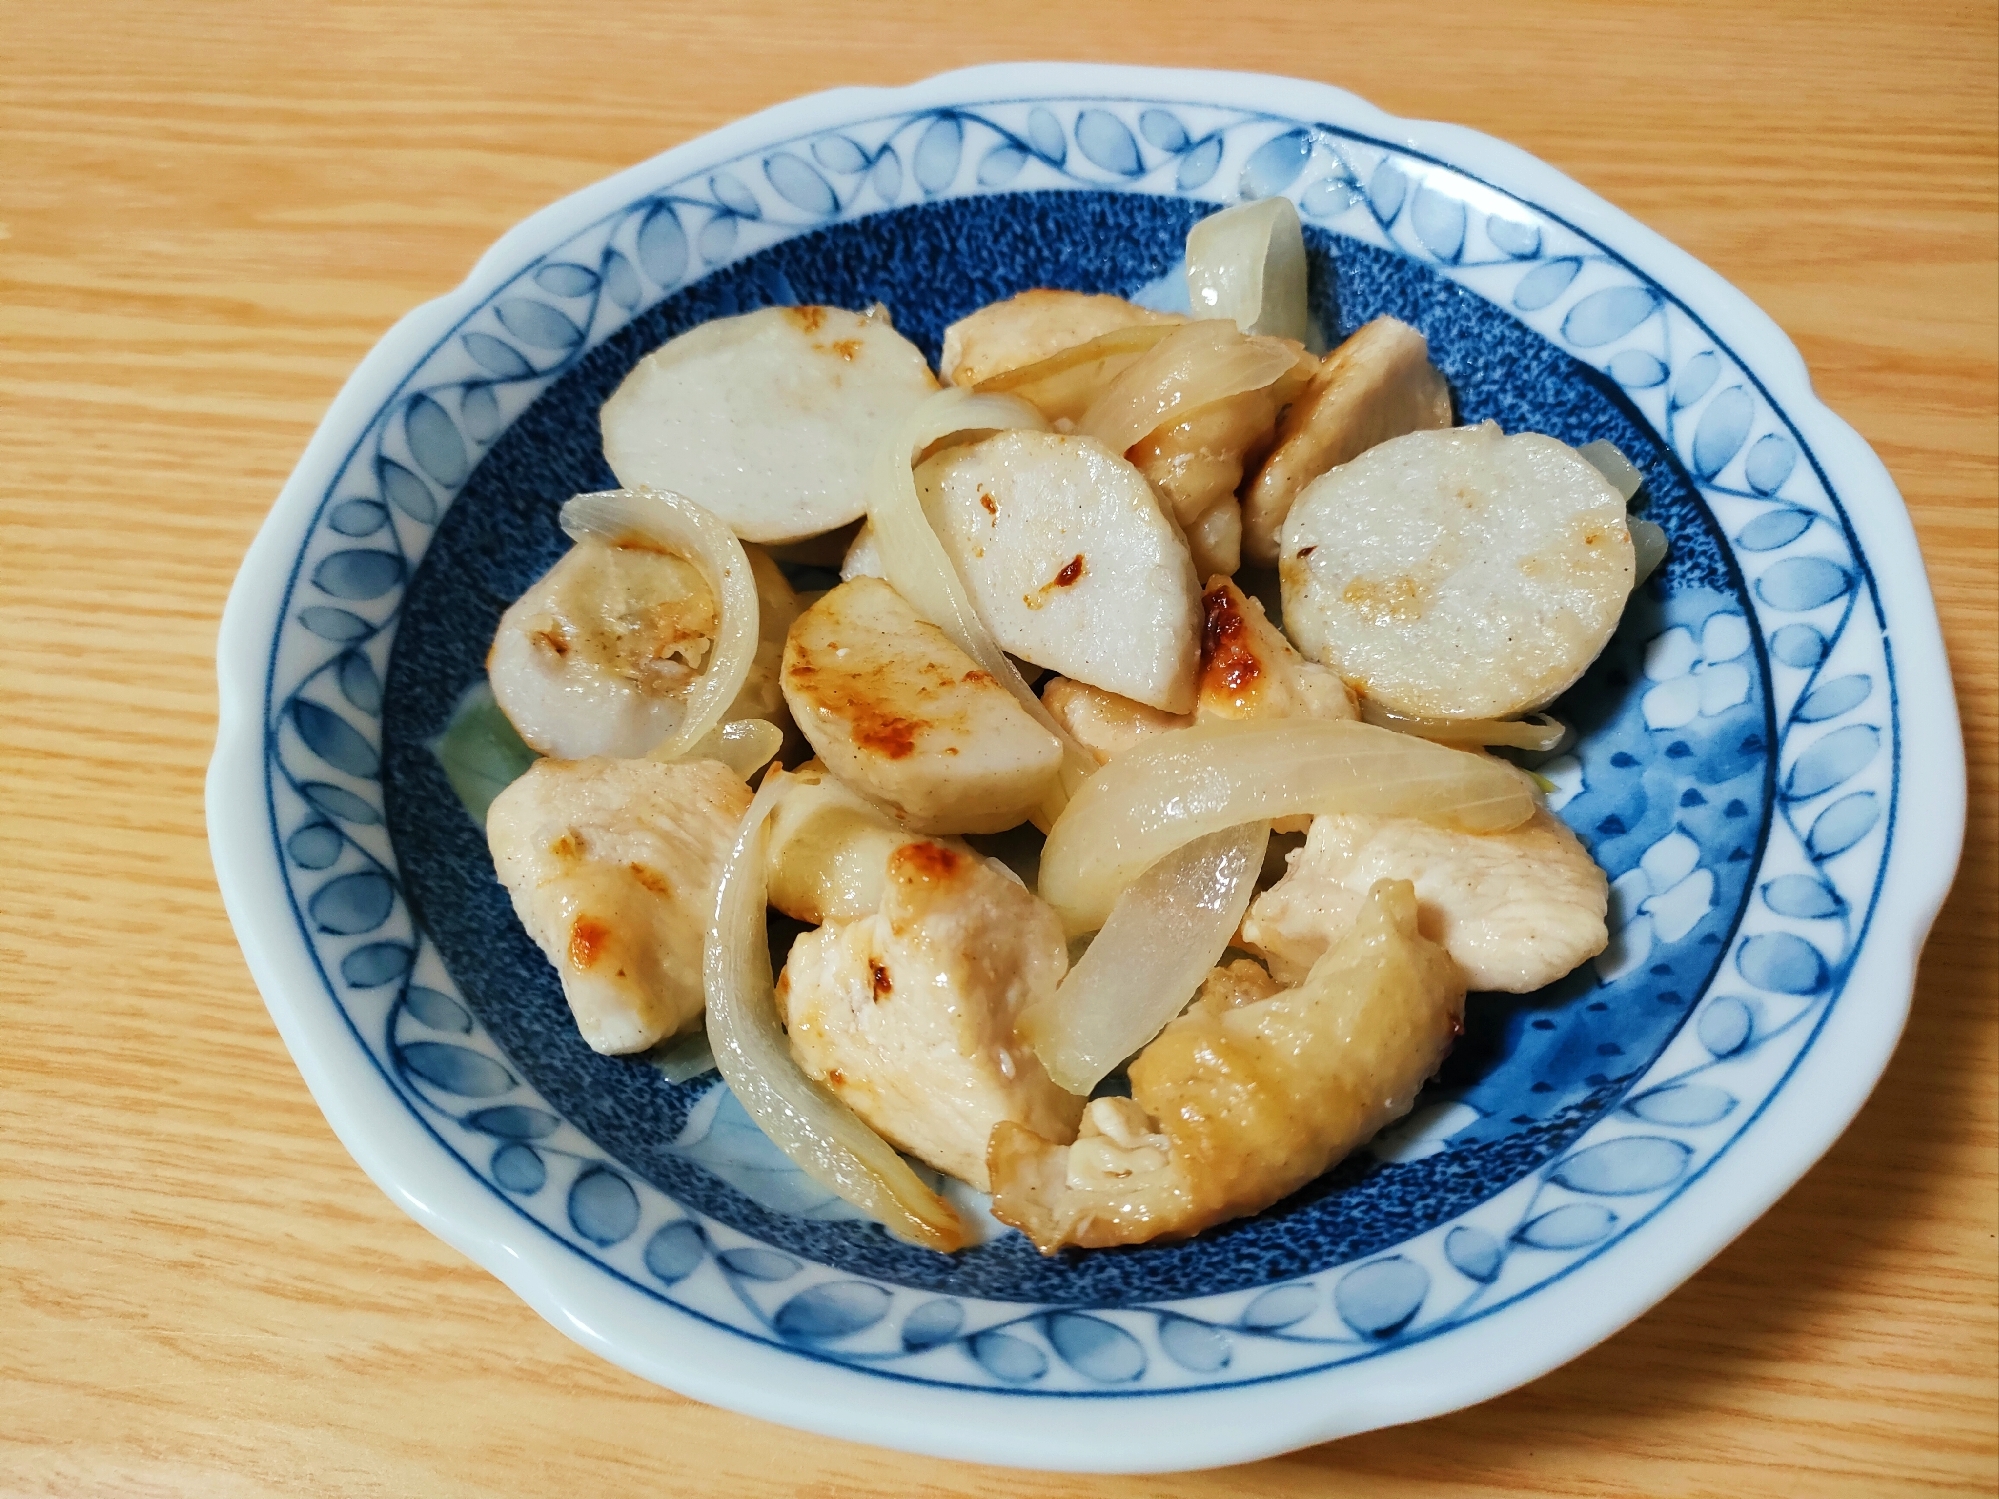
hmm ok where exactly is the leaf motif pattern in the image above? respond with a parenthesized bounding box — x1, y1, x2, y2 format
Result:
(1074, 109, 1141, 177)
(568, 1168, 640, 1245)
(404, 984, 472, 1032)
(774, 1282, 891, 1342)
(341, 942, 410, 987)
(258, 96, 1895, 1394)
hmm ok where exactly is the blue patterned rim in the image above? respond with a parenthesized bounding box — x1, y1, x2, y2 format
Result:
(218, 75, 1935, 1430)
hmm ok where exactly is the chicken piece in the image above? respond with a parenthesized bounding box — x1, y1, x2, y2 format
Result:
(780, 577, 1063, 834)
(1280, 423, 1636, 720)
(1242, 317, 1453, 565)
(1040, 677, 1191, 765)
(1128, 387, 1285, 578)
(764, 761, 970, 925)
(487, 757, 752, 1054)
(601, 304, 939, 544)
(1040, 577, 1368, 830)
(1241, 807, 1608, 993)
(1197, 956, 1285, 1009)
(940, 289, 1183, 388)
(779, 837, 1084, 1190)
(989, 880, 1464, 1251)
(916, 429, 1203, 712)
(1196, 578, 1358, 724)
(1036, 580, 1357, 786)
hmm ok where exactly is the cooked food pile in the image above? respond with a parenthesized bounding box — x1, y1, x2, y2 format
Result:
(481, 198, 1666, 1254)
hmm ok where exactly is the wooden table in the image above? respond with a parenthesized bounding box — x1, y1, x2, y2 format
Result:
(3, 1, 1993, 1493)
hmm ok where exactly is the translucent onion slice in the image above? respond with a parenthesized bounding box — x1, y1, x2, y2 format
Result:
(1359, 699, 1569, 753)
(1184, 196, 1312, 345)
(1018, 820, 1270, 1094)
(672, 717, 783, 779)
(866, 388, 1096, 800)
(1038, 718, 1539, 934)
(561, 488, 758, 761)
(1077, 320, 1303, 456)
(1577, 439, 1645, 502)
(1576, 439, 1668, 583)
(972, 322, 1181, 423)
(703, 770, 968, 1251)
(1631, 516, 1669, 584)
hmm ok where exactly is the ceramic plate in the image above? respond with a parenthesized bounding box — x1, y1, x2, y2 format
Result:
(208, 64, 1965, 1472)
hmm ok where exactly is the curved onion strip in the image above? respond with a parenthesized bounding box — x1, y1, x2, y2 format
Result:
(1019, 820, 1269, 1095)
(1038, 718, 1538, 934)
(972, 322, 1181, 423)
(561, 487, 758, 761)
(866, 387, 1096, 800)
(1631, 516, 1669, 585)
(1077, 321, 1302, 456)
(702, 770, 968, 1252)
(1184, 196, 1312, 345)
(1359, 699, 1569, 753)
(1577, 439, 1645, 502)
(674, 716, 783, 779)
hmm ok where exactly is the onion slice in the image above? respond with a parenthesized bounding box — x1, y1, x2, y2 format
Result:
(702, 769, 968, 1252)
(1078, 320, 1302, 457)
(672, 716, 783, 779)
(1019, 820, 1270, 1094)
(1631, 516, 1669, 584)
(866, 387, 1096, 800)
(1576, 439, 1668, 583)
(1184, 196, 1312, 345)
(1577, 439, 1645, 502)
(1359, 700, 1569, 753)
(561, 487, 758, 761)
(972, 322, 1181, 423)
(1038, 718, 1539, 934)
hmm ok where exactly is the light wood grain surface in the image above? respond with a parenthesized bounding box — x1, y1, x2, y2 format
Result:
(2, 1, 1994, 1493)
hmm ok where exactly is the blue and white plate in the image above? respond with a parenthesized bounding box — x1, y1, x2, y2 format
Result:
(208, 65, 1965, 1472)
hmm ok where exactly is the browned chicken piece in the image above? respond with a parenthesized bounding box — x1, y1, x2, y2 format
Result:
(762, 761, 968, 925)
(1038, 578, 1356, 766)
(940, 289, 1184, 388)
(1195, 578, 1358, 724)
(1126, 345, 1317, 579)
(1240, 317, 1452, 565)
(1037, 580, 1358, 824)
(1127, 389, 1281, 577)
(486, 757, 752, 1054)
(779, 836, 1084, 1190)
(780, 577, 1063, 834)
(988, 880, 1464, 1252)
(1040, 676, 1192, 765)
(1242, 808, 1608, 993)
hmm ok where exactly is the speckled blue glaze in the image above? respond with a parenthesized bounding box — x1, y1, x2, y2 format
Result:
(259, 97, 1894, 1395)
(382, 190, 1757, 1305)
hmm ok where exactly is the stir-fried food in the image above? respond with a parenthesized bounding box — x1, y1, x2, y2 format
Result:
(780, 827, 1083, 1190)
(488, 756, 751, 1053)
(1280, 422, 1636, 720)
(989, 880, 1464, 1251)
(1242, 807, 1609, 993)
(476, 197, 1664, 1253)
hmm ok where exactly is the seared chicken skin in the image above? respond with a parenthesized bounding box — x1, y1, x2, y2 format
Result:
(1243, 807, 1608, 993)
(989, 880, 1463, 1252)
(775, 786, 1083, 1190)
(487, 756, 751, 1053)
